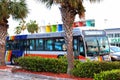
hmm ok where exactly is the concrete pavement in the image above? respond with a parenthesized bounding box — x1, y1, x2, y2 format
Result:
(0, 65, 73, 80)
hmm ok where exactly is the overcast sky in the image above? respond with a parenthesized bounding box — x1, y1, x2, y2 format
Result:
(8, 0, 120, 35)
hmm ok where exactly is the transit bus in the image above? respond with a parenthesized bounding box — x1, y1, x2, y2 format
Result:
(5, 27, 111, 64)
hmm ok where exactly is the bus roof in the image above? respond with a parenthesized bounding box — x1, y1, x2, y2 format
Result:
(7, 27, 105, 40)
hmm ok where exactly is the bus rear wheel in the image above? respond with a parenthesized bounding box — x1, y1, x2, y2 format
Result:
(11, 56, 16, 65)
(57, 55, 64, 58)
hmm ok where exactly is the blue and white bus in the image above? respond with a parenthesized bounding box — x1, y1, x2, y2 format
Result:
(5, 27, 111, 64)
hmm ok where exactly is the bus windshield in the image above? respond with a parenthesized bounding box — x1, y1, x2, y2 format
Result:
(85, 36, 110, 56)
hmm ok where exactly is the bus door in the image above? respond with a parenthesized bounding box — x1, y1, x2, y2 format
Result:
(25, 39, 34, 56)
(23, 39, 28, 55)
(14, 40, 26, 57)
(73, 36, 85, 60)
(73, 37, 79, 59)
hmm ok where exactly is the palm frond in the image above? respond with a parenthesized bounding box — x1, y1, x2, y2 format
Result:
(14, 26, 22, 34)
(37, 0, 55, 8)
(89, 0, 101, 3)
(9, 0, 29, 20)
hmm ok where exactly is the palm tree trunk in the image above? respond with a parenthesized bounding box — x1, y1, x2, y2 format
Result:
(60, 7, 76, 75)
(0, 18, 8, 66)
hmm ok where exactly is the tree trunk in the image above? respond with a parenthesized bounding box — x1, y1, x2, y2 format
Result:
(0, 19, 8, 66)
(60, 7, 76, 75)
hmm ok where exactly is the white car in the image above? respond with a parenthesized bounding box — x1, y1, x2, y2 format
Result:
(110, 46, 120, 61)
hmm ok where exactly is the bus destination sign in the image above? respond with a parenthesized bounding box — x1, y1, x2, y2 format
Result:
(83, 30, 106, 36)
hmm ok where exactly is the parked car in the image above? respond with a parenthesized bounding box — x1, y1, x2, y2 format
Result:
(110, 46, 120, 61)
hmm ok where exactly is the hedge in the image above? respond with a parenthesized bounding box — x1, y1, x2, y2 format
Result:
(71, 61, 120, 78)
(16, 56, 68, 73)
(15, 56, 120, 78)
(94, 69, 120, 80)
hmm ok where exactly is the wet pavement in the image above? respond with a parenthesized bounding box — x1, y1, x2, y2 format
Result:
(0, 65, 71, 80)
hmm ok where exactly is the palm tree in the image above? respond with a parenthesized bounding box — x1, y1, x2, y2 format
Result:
(26, 20, 39, 34)
(19, 20, 26, 34)
(14, 26, 22, 34)
(0, 0, 29, 65)
(20, 20, 26, 31)
(36, 0, 100, 74)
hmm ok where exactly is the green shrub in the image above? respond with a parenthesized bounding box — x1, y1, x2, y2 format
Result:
(16, 56, 68, 73)
(94, 69, 120, 80)
(16, 57, 120, 78)
(71, 61, 120, 78)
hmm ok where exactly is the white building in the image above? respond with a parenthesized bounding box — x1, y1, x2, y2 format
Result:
(105, 28, 120, 47)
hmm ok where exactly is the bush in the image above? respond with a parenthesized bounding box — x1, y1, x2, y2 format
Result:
(16, 57, 120, 78)
(16, 56, 68, 73)
(71, 61, 120, 78)
(94, 69, 120, 80)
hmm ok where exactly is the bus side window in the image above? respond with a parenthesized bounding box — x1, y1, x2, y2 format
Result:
(26, 40, 30, 50)
(54, 39, 63, 51)
(13, 40, 20, 50)
(29, 39, 35, 51)
(19, 40, 25, 50)
(30, 45, 33, 50)
(79, 44, 85, 56)
(36, 39, 44, 51)
(80, 46, 84, 53)
(73, 39, 78, 51)
(45, 39, 53, 51)
(6, 40, 13, 50)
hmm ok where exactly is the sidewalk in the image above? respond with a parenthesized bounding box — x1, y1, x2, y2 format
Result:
(0, 65, 93, 80)
(0, 65, 74, 80)
(0, 65, 13, 72)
